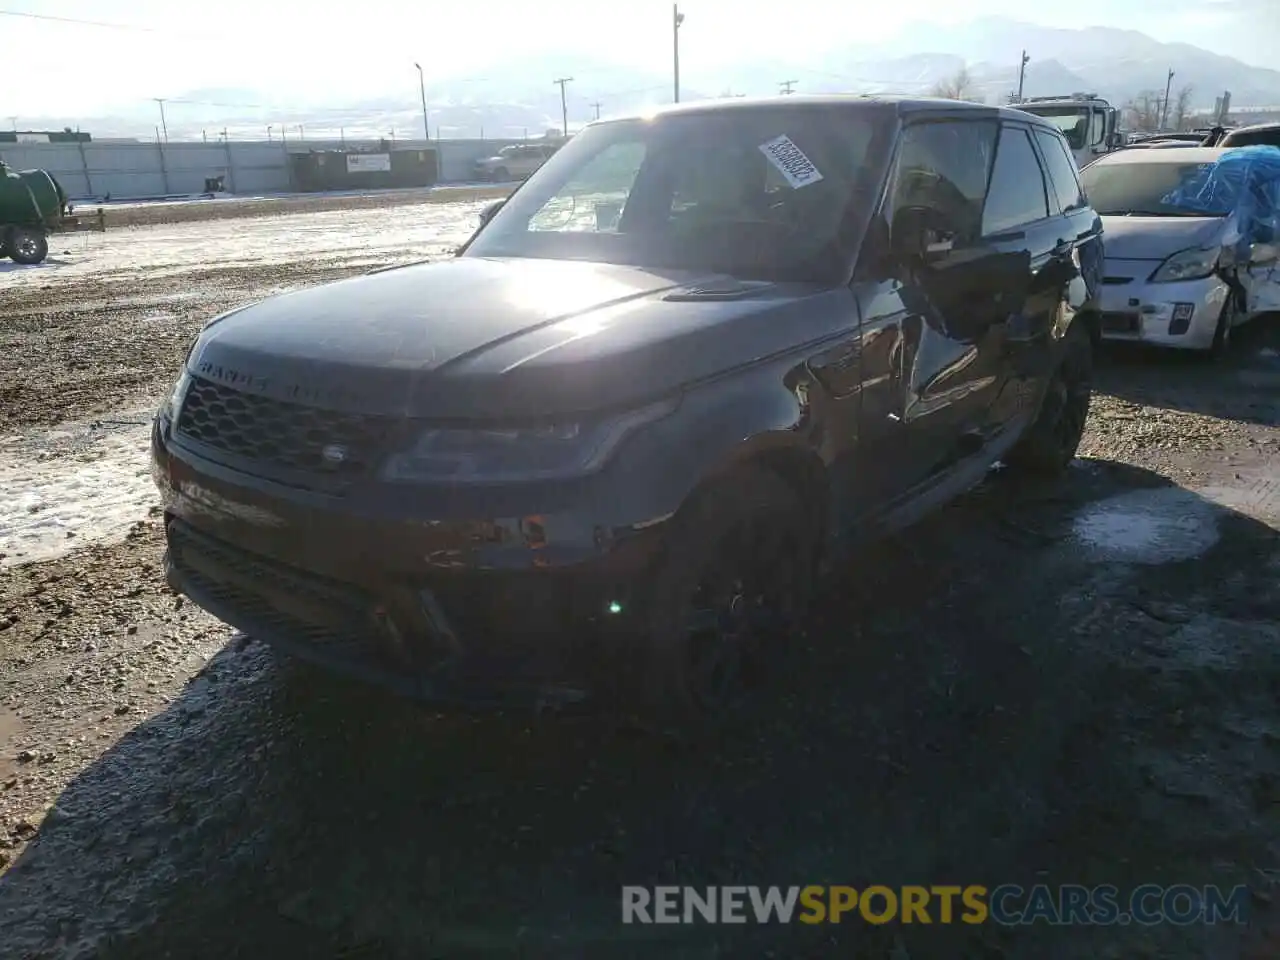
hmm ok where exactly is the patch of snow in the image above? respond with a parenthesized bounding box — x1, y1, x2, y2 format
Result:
(1071, 487, 1222, 564)
(0, 422, 155, 568)
(0, 198, 486, 288)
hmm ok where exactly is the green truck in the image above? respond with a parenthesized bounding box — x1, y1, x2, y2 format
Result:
(0, 160, 104, 265)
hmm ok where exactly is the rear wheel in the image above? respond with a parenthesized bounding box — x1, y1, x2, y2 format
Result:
(492, 166, 510, 182)
(8, 227, 48, 265)
(1006, 319, 1093, 476)
(630, 468, 816, 738)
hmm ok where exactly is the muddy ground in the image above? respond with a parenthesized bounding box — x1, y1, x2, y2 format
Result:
(82, 184, 513, 230)
(1, 204, 1279, 959)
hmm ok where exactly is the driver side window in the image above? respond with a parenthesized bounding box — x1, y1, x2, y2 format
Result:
(889, 119, 997, 247)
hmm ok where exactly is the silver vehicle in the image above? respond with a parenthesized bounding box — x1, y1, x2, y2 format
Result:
(472, 143, 558, 182)
(1080, 147, 1280, 353)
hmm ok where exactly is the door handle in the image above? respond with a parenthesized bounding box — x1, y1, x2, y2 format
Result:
(1052, 239, 1072, 258)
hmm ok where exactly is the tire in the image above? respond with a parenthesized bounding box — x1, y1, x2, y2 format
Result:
(627, 467, 817, 739)
(8, 227, 48, 265)
(1208, 294, 1238, 358)
(1006, 319, 1093, 476)
(492, 167, 510, 182)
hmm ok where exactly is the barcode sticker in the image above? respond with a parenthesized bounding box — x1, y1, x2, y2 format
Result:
(758, 135, 825, 189)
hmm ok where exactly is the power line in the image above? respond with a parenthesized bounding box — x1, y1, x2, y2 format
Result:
(0, 8, 157, 31)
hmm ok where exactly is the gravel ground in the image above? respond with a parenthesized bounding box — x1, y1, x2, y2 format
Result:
(1, 203, 1279, 959)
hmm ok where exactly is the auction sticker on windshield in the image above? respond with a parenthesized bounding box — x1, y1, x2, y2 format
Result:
(758, 135, 825, 189)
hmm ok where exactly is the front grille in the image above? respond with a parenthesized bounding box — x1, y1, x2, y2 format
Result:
(175, 376, 395, 480)
(1100, 311, 1140, 333)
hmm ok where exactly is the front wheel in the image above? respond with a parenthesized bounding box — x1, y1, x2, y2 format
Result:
(8, 227, 49, 265)
(629, 467, 817, 738)
(1006, 319, 1093, 476)
(492, 166, 510, 182)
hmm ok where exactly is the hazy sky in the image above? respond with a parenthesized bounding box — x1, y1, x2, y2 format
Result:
(4, 0, 1277, 116)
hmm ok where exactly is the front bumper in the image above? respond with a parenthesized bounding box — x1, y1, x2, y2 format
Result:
(151, 419, 670, 707)
(1094, 258, 1229, 350)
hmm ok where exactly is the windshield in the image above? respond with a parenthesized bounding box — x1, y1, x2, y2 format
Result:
(1081, 161, 1235, 217)
(1024, 107, 1089, 150)
(463, 106, 892, 282)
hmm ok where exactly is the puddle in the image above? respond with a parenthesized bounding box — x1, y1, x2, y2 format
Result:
(1071, 487, 1221, 564)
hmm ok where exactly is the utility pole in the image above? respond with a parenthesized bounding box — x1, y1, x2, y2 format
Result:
(153, 98, 169, 142)
(267, 124, 273, 142)
(673, 4, 685, 103)
(298, 124, 304, 140)
(591, 101, 602, 120)
(8, 116, 16, 132)
(414, 62, 431, 141)
(779, 80, 798, 95)
(1015, 50, 1030, 103)
(1161, 69, 1175, 130)
(554, 76, 573, 138)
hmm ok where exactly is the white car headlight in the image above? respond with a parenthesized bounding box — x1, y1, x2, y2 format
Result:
(380, 397, 678, 483)
(1149, 247, 1219, 283)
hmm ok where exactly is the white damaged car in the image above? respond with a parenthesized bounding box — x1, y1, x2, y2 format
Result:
(1080, 146, 1280, 354)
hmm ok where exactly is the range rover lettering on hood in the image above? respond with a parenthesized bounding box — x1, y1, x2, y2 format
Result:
(194, 359, 372, 409)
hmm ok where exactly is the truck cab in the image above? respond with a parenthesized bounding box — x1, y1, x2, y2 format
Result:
(1016, 94, 1121, 169)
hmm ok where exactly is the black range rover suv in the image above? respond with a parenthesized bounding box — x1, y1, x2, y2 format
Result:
(152, 96, 1102, 724)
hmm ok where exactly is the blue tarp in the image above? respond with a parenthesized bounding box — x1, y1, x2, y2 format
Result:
(1162, 145, 1280, 256)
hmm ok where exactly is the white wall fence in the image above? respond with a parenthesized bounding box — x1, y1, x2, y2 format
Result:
(0, 138, 526, 200)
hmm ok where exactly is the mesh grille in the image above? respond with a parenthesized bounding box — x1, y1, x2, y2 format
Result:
(175, 376, 394, 479)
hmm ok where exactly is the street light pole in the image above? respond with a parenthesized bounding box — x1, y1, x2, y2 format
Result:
(1015, 50, 1030, 103)
(673, 5, 685, 104)
(554, 76, 574, 138)
(153, 98, 169, 142)
(1161, 68, 1175, 131)
(414, 62, 430, 141)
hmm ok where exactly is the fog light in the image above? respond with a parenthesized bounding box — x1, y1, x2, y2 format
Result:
(1168, 303, 1195, 335)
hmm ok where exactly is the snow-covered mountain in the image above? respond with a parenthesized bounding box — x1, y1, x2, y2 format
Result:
(16, 19, 1280, 141)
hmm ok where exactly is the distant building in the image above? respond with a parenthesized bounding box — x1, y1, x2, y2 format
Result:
(0, 130, 92, 144)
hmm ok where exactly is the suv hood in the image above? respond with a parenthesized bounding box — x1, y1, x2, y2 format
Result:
(1100, 215, 1225, 261)
(188, 257, 841, 419)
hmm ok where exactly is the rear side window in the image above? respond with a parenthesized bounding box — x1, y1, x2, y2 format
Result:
(982, 126, 1050, 234)
(890, 119, 997, 244)
(1034, 129, 1086, 212)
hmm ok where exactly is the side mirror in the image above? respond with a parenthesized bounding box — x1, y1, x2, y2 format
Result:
(477, 199, 505, 228)
(892, 205, 956, 264)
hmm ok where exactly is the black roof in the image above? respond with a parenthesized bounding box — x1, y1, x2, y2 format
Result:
(596, 94, 1063, 131)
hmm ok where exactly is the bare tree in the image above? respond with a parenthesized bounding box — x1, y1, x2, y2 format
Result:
(1124, 90, 1162, 133)
(929, 66, 984, 103)
(1171, 84, 1195, 131)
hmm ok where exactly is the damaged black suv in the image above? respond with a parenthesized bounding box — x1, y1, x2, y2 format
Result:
(152, 96, 1101, 724)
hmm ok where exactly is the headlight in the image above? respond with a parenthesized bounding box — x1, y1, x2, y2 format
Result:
(380, 397, 678, 483)
(1149, 247, 1219, 283)
(158, 370, 192, 424)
